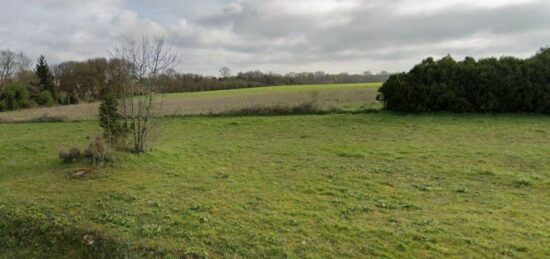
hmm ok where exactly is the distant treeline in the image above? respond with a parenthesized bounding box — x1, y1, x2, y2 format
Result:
(157, 70, 390, 93)
(56, 59, 389, 98)
(0, 50, 390, 111)
(378, 48, 550, 114)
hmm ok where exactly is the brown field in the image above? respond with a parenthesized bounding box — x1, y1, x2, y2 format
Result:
(0, 83, 380, 122)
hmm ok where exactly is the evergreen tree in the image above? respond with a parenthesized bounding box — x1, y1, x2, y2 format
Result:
(99, 93, 128, 149)
(34, 55, 55, 98)
(378, 48, 550, 114)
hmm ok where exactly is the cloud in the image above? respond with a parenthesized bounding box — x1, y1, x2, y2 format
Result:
(0, 0, 164, 63)
(0, 0, 548, 74)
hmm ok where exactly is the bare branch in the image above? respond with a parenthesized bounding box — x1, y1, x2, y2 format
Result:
(108, 35, 179, 153)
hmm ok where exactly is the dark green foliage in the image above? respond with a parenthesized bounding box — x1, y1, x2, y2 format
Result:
(37, 90, 54, 107)
(34, 55, 55, 99)
(0, 82, 30, 111)
(378, 48, 550, 114)
(99, 94, 128, 148)
(57, 92, 79, 105)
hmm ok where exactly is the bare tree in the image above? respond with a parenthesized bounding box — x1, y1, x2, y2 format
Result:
(0, 50, 31, 92)
(0, 50, 17, 84)
(109, 36, 179, 153)
(219, 66, 231, 78)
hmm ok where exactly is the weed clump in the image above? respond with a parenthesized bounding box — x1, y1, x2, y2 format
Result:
(59, 147, 82, 163)
(84, 136, 108, 166)
(32, 114, 68, 123)
(58, 136, 109, 166)
(222, 103, 334, 116)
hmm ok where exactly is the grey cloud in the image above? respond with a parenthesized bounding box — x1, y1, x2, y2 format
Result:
(0, 0, 548, 75)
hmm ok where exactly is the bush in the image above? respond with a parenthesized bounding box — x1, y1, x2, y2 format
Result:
(221, 103, 329, 116)
(99, 94, 128, 149)
(377, 48, 550, 114)
(57, 93, 79, 105)
(84, 136, 108, 166)
(59, 147, 82, 163)
(0, 82, 30, 111)
(58, 137, 108, 166)
(30, 114, 68, 123)
(37, 90, 54, 107)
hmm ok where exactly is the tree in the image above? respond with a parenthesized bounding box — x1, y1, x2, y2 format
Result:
(0, 50, 31, 93)
(99, 93, 128, 149)
(34, 55, 56, 98)
(377, 49, 550, 114)
(109, 36, 179, 153)
(219, 66, 231, 78)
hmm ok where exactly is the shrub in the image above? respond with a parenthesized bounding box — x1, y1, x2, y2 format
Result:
(59, 147, 82, 163)
(99, 94, 128, 149)
(58, 137, 108, 166)
(84, 136, 108, 166)
(57, 93, 79, 105)
(31, 114, 68, 123)
(221, 103, 328, 116)
(69, 147, 82, 161)
(37, 90, 54, 107)
(377, 48, 550, 114)
(0, 82, 30, 111)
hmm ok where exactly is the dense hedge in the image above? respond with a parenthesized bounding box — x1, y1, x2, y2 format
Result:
(377, 48, 550, 113)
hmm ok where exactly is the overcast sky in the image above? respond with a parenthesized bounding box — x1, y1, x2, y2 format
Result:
(1, 0, 549, 75)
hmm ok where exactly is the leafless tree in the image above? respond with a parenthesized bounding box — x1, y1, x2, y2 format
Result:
(108, 36, 179, 153)
(0, 50, 31, 92)
(219, 66, 231, 78)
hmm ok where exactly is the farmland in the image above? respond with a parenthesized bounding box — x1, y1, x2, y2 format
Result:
(3, 0, 550, 257)
(0, 83, 381, 123)
(1, 111, 549, 257)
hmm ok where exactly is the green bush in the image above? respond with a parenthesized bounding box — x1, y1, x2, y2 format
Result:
(56, 93, 79, 105)
(99, 94, 128, 149)
(0, 82, 30, 111)
(377, 48, 550, 114)
(37, 90, 54, 107)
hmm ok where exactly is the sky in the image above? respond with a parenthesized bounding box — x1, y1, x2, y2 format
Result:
(0, 0, 549, 75)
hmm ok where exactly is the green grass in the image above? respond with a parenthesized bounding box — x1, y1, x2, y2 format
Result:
(162, 83, 380, 98)
(1, 113, 549, 257)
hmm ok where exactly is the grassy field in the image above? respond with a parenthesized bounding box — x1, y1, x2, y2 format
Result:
(0, 83, 381, 122)
(1, 113, 549, 257)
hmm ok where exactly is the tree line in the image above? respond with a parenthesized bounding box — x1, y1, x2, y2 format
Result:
(377, 48, 550, 114)
(0, 50, 56, 111)
(156, 70, 389, 93)
(0, 49, 390, 111)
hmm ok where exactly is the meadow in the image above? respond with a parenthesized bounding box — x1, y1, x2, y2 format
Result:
(1, 112, 549, 257)
(0, 83, 381, 122)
